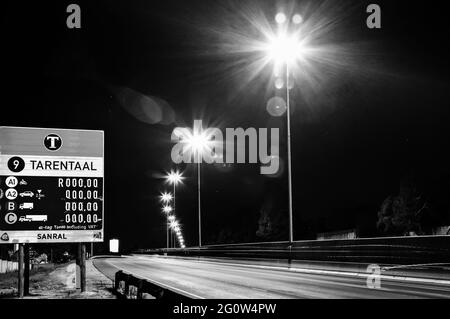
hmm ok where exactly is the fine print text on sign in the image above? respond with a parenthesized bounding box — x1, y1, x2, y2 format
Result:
(0, 127, 104, 243)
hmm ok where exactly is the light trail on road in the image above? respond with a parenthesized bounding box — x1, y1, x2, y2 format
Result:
(94, 256, 450, 299)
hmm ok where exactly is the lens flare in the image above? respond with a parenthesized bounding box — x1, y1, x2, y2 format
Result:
(292, 14, 303, 24)
(275, 12, 286, 24)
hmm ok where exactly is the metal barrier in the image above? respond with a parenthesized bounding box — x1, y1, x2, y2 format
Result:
(114, 270, 191, 300)
(136, 235, 450, 265)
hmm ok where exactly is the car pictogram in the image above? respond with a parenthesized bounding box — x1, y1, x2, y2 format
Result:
(19, 191, 34, 198)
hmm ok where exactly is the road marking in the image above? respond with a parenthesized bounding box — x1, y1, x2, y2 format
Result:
(382, 263, 450, 270)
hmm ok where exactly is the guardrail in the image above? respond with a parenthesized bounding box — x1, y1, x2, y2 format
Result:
(114, 270, 191, 300)
(135, 235, 450, 265)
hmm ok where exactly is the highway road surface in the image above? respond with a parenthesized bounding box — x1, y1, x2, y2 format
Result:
(93, 255, 450, 299)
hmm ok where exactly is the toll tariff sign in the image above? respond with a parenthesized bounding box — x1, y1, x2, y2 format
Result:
(0, 127, 104, 243)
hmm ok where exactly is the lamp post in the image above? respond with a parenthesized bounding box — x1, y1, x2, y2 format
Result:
(183, 123, 211, 247)
(285, 61, 294, 244)
(263, 13, 305, 243)
(197, 152, 202, 247)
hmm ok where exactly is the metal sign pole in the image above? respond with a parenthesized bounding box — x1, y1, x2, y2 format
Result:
(80, 243, 86, 292)
(76, 243, 86, 292)
(18, 244, 24, 298)
(24, 244, 30, 296)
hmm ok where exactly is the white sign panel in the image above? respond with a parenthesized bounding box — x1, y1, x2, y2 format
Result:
(0, 127, 104, 244)
(109, 239, 119, 253)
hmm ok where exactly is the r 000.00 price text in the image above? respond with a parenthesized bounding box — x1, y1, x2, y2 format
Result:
(59, 178, 99, 188)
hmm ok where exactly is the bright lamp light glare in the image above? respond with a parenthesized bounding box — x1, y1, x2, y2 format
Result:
(274, 77, 284, 89)
(168, 215, 175, 222)
(166, 170, 183, 185)
(162, 205, 173, 214)
(207, 5, 350, 99)
(275, 12, 286, 24)
(174, 121, 216, 162)
(160, 192, 173, 203)
(187, 132, 210, 154)
(265, 33, 304, 65)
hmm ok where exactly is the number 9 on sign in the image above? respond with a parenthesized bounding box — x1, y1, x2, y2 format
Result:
(7, 157, 25, 173)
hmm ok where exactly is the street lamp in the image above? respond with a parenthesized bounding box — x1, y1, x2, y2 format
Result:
(262, 13, 306, 243)
(160, 192, 173, 203)
(162, 205, 172, 214)
(165, 170, 183, 247)
(166, 170, 183, 185)
(183, 125, 211, 247)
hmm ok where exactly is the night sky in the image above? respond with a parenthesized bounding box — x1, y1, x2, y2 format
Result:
(2, 0, 450, 250)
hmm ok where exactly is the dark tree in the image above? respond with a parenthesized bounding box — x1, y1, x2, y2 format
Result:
(256, 197, 288, 241)
(377, 178, 431, 236)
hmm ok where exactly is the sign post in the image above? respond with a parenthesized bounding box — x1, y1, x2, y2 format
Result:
(80, 243, 86, 292)
(76, 243, 87, 292)
(0, 127, 104, 295)
(18, 244, 24, 298)
(24, 243, 30, 296)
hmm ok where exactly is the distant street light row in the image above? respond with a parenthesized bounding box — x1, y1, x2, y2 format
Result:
(160, 170, 185, 249)
(159, 122, 210, 249)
